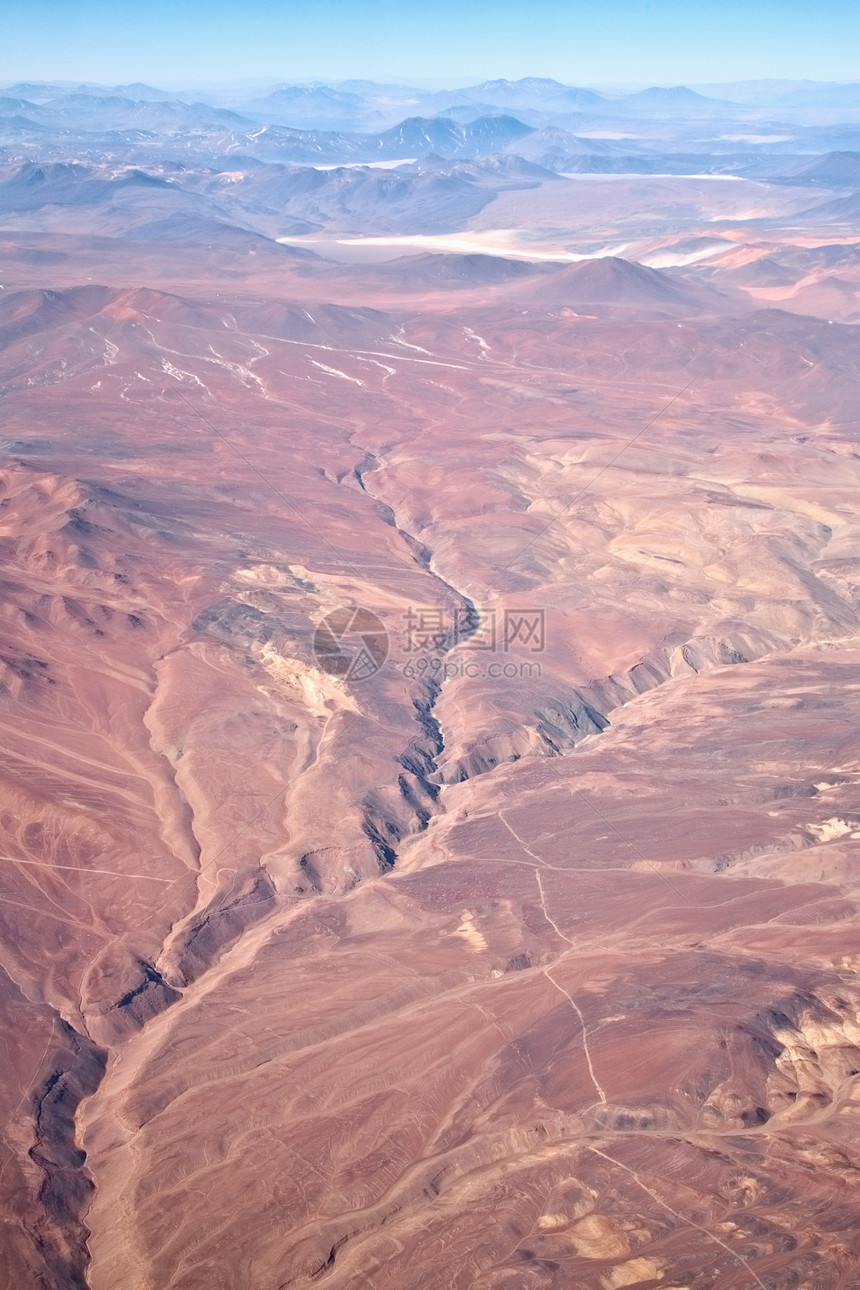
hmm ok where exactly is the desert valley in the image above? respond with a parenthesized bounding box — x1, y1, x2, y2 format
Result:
(1, 71, 860, 1289)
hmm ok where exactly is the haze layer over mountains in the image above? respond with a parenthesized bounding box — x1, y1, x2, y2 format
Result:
(1, 72, 860, 1290)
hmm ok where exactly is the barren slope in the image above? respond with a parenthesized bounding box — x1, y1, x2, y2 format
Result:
(0, 178, 859, 1290)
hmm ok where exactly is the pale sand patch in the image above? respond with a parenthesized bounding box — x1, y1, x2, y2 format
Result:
(808, 816, 860, 842)
(601, 1258, 662, 1289)
(720, 133, 794, 143)
(313, 158, 417, 170)
(537, 1212, 568, 1229)
(640, 243, 732, 268)
(453, 910, 487, 952)
(576, 131, 641, 139)
(257, 645, 359, 717)
(568, 1214, 631, 1259)
(234, 563, 289, 586)
(335, 233, 582, 261)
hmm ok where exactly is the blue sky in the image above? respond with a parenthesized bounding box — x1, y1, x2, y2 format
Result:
(3, 0, 859, 88)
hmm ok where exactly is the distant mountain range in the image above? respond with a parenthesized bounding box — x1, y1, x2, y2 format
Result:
(0, 93, 252, 132)
(6, 75, 860, 124)
(692, 80, 860, 110)
(2, 77, 860, 183)
(0, 153, 562, 239)
(0, 80, 177, 103)
(8, 75, 860, 138)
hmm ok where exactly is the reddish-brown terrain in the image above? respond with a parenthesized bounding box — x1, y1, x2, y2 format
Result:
(2, 103, 860, 1289)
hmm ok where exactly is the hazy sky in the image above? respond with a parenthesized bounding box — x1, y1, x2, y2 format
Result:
(3, 0, 859, 88)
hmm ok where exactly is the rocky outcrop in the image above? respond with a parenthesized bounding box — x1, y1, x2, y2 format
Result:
(26, 1021, 107, 1290)
(439, 622, 783, 783)
(163, 869, 278, 986)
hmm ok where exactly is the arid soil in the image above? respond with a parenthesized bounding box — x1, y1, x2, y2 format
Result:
(1, 169, 860, 1290)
